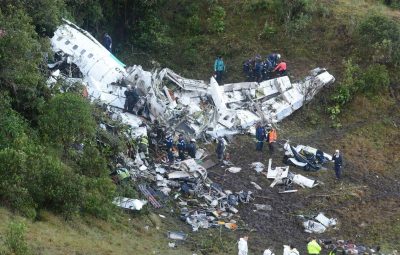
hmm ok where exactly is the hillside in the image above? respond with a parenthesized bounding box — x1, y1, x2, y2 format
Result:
(0, 0, 399, 255)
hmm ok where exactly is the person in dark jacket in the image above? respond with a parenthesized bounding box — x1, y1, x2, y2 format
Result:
(167, 148, 174, 164)
(254, 60, 262, 82)
(267, 53, 281, 68)
(216, 137, 226, 162)
(177, 134, 186, 161)
(124, 85, 139, 113)
(103, 33, 112, 52)
(187, 139, 197, 158)
(262, 59, 273, 81)
(255, 123, 266, 152)
(165, 134, 174, 150)
(243, 59, 252, 81)
(332, 149, 343, 179)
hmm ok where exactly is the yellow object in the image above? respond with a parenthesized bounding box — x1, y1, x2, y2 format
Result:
(307, 240, 321, 255)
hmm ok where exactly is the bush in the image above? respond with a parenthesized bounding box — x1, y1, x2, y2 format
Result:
(2, 221, 30, 255)
(272, 0, 313, 33)
(357, 14, 400, 65)
(208, 5, 226, 33)
(135, 16, 173, 51)
(360, 64, 390, 97)
(39, 93, 96, 152)
(0, 94, 29, 150)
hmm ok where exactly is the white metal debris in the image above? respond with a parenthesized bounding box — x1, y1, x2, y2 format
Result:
(227, 167, 242, 173)
(112, 197, 147, 210)
(50, 20, 335, 140)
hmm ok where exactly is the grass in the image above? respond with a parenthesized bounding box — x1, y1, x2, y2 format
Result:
(0, 208, 194, 255)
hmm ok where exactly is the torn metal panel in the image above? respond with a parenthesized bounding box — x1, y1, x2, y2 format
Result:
(113, 197, 147, 210)
(315, 213, 337, 227)
(52, 19, 126, 86)
(51, 21, 335, 143)
(292, 174, 318, 188)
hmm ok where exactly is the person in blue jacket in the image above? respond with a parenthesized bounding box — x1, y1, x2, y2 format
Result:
(216, 137, 226, 162)
(214, 55, 226, 84)
(165, 134, 174, 151)
(103, 33, 112, 52)
(267, 53, 281, 68)
(255, 123, 266, 151)
(177, 134, 186, 161)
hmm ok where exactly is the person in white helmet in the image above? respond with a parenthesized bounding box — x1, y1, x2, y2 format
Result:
(238, 236, 249, 255)
(332, 149, 343, 179)
(187, 138, 197, 158)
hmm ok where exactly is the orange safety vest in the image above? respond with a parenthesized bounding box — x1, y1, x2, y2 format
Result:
(269, 129, 277, 143)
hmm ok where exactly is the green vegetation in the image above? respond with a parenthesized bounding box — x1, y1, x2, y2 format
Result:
(0, 0, 399, 253)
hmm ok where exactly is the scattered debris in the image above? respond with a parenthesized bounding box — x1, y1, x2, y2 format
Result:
(284, 142, 331, 171)
(250, 181, 262, 190)
(301, 213, 338, 233)
(251, 162, 265, 173)
(227, 167, 242, 173)
(48, 20, 339, 237)
(112, 197, 147, 211)
(254, 204, 272, 211)
(167, 231, 187, 240)
(50, 20, 335, 142)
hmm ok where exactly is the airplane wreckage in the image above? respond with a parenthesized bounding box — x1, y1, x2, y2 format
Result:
(46, 20, 340, 234)
(48, 19, 335, 139)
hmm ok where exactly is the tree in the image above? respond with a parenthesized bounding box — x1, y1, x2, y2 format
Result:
(39, 93, 96, 152)
(0, 6, 48, 122)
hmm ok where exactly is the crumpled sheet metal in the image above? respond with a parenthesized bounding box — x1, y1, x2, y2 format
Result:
(51, 19, 126, 88)
(113, 197, 147, 210)
(51, 20, 335, 139)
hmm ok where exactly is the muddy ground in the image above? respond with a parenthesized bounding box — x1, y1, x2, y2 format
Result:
(198, 109, 400, 254)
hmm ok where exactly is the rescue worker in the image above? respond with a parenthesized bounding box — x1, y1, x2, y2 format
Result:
(243, 59, 252, 81)
(138, 135, 149, 158)
(332, 149, 343, 179)
(255, 123, 266, 152)
(102, 33, 112, 52)
(214, 55, 226, 84)
(289, 244, 300, 255)
(177, 134, 186, 161)
(328, 241, 346, 255)
(262, 59, 273, 81)
(124, 85, 139, 113)
(187, 139, 197, 158)
(273, 60, 287, 77)
(165, 134, 174, 151)
(238, 236, 249, 255)
(307, 237, 322, 255)
(267, 124, 277, 154)
(267, 53, 281, 68)
(167, 148, 174, 164)
(216, 137, 226, 162)
(254, 60, 262, 82)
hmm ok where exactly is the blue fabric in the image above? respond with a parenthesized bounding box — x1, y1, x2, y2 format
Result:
(256, 127, 266, 141)
(214, 58, 225, 72)
(165, 137, 174, 150)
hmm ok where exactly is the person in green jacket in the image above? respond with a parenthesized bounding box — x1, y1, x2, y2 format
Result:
(214, 55, 226, 84)
(307, 237, 322, 255)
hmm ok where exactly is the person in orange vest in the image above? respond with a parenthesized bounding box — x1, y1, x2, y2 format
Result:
(273, 59, 287, 77)
(266, 124, 277, 154)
